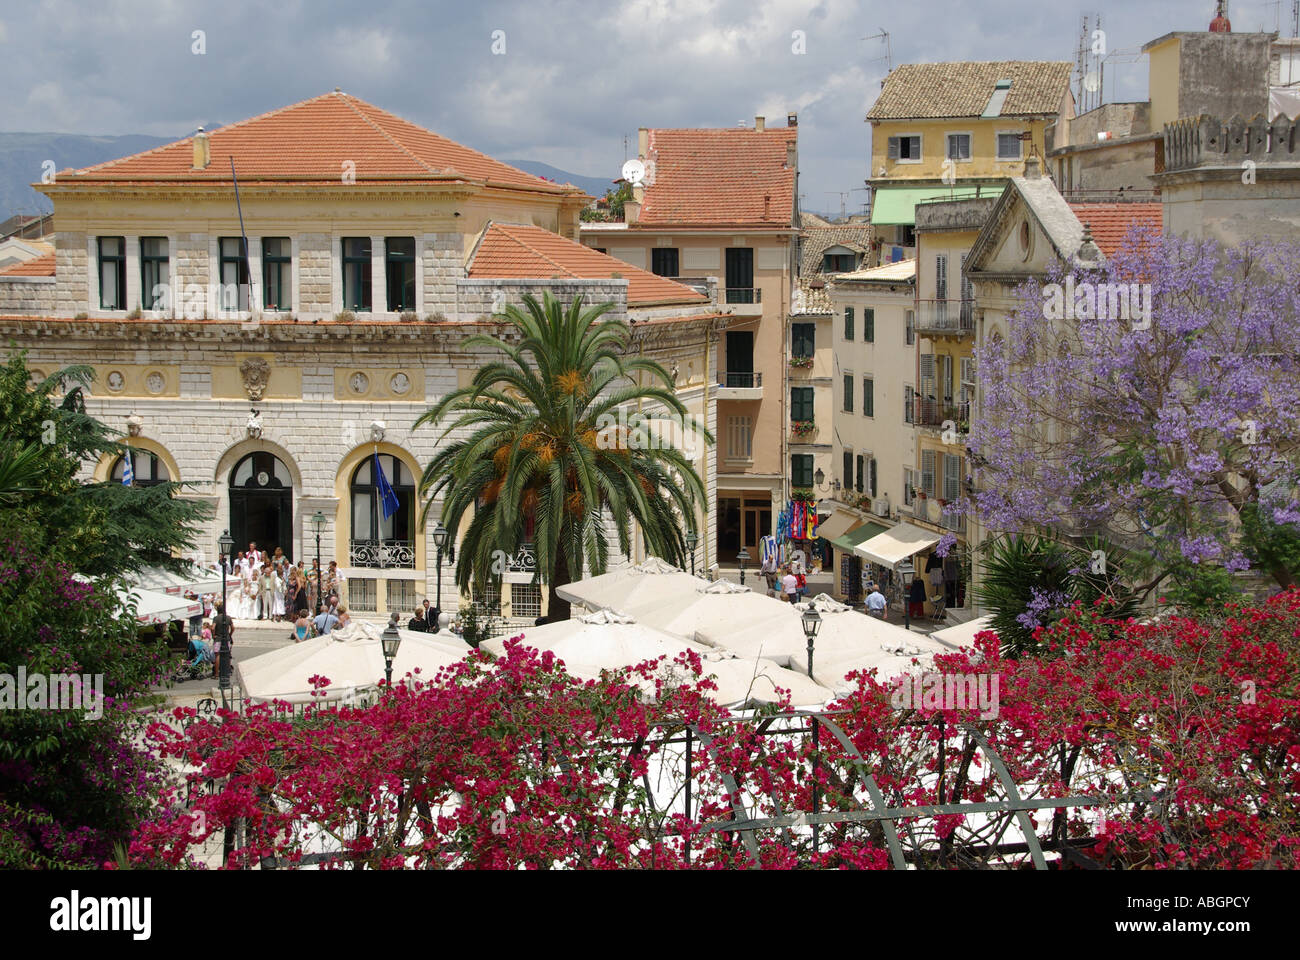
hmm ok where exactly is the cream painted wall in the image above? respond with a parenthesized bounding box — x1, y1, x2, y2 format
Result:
(870, 118, 1048, 182)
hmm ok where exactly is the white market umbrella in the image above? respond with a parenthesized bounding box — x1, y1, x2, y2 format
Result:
(702, 658, 835, 709)
(480, 612, 719, 678)
(700, 603, 916, 669)
(118, 585, 202, 625)
(237, 620, 470, 704)
(624, 587, 791, 645)
(929, 615, 995, 650)
(555, 558, 709, 614)
(790, 631, 957, 696)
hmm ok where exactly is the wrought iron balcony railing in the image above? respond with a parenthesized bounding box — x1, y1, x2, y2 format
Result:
(913, 398, 970, 428)
(349, 539, 416, 569)
(718, 370, 763, 388)
(915, 299, 975, 335)
(725, 287, 762, 305)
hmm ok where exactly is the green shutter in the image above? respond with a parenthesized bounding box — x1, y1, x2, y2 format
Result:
(864, 377, 874, 417)
(864, 308, 875, 342)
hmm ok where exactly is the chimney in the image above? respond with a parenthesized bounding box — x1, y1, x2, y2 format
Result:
(192, 127, 210, 170)
(755, 116, 766, 133)
(787, 112, 798, 127)
(786, 140, 797, 170)
(1023, 154, 1042, 179)
(637, 127, 649, 159)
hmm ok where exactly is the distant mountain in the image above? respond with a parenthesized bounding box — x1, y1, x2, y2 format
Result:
(0, 132, 175, 221)
(506, 160, 613, 200)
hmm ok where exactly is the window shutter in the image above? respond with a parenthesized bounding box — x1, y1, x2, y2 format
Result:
(921, 450, 936, 496)
(843, 374, 853, 413)
(869, 458, 878, 497)
(856, 455, 864, 493)
(961, 357, 975, 384)
(906, 309, 915, 345)
(864, 307, 875, 342)
(936, 255, 948, 300)
(943, 453, 962, 500)
(843, 451, 853, 490)
(844, 306, 854, 341)
(863, 377, 874, 417)
(887, 136, 900, 160)
(904, 384, 915, 422)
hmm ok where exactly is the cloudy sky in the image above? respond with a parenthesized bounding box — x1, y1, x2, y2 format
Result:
(1, 0, 1287, 215)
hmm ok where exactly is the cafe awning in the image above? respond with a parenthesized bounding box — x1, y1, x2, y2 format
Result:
(828, 521, 888, 554)
(851, 521, 941, 567)
(814, 509, 859, 542)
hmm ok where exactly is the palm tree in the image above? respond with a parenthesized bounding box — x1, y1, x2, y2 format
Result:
(416, 293, 713, 622)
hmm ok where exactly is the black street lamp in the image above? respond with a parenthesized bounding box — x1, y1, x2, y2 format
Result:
(311, 510, 327, 611)
(802, 606, 822, 678)
(381, 613, 402, 687)
(218, 529, 233, 609)
(736, 547, 750, 587)
(685, 531, 699, 576)
(217, 529, 234, 691)
(432, 521, 450, 624)
(897, 558, 916, 633)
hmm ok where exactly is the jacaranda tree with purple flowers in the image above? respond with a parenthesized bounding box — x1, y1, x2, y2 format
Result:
(967, 230, 1300, 606)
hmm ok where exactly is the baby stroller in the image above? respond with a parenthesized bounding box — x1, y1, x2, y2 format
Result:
(173, 637, 213, 682)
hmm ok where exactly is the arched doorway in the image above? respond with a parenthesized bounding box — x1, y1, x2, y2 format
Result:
(110, 450, 171, 486)
(229, 451, 293, 561)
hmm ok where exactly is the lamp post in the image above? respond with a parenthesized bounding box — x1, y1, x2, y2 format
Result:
(218, 529, 233, 609)
(736, 547, 750, 587)
(381, 613, 402, 687)
(217, 529, 234, 692)
(432, 521, 449, 624)
(897, 558, 915, 633)
(801, 606, 822, 678)
(310, 510, 326, 612)
(685, 531, 699, 576)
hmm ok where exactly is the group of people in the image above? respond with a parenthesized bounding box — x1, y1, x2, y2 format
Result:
(223, 542, 347, 623)
(762, 557, 810, 603)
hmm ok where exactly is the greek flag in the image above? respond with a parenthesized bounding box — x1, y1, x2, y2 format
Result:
(121, 454, 134, 486)
(373, 454, 401, 520)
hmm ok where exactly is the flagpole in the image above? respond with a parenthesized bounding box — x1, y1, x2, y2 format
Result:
(230, 157, 256, 312)
(374, 444, 384, 571)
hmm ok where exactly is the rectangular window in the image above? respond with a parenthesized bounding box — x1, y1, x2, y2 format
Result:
(920, 354, 936, 398)
(856, 455, 864, 493)
(946, 133, 971, 160)
(262, 237, 291, 311)
(997, 132, 1024, 160)
(139, 237, 168, 310)
(943, 453, 962, 501)
(350, 578, 378, 612)
(863, 307, 875, 343)
(903, 467, 917, 506)
(844, 306, 854, 341)
(342, 237, 372, 312)
(869, 458, 878, 498)
(385, 237, 416, 312)
(218, 237, 250, 311)
(887, 135, 921, 161)
(98, 237, 126, 310)
(725, 247, 755, 303)
(727, 416, 753, 460)
(904, 384, 915, 423)
(843, 451, 853, 491)
(906, 308, 916, 345)
(936, 255, 948, 301)
(863, 377, 874, 417)
(843, 374, 853, 413)
(921, 450, 937, 496)
(961, 357, 976, 385)
(822, 252, 854, 273)
(791, 454, 814, 489)
(387, 578, 416, 613)
(651, 247, 679, 277)
(792, 322, 816, 358)
(791, 386, 814, 422)
(511, 583, 543, 620)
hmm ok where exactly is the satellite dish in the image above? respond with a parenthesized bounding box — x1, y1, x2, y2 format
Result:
(621, 159, 646, 186)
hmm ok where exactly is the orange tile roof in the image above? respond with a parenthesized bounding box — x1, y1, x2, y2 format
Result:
(53, 92, 581, 194)
(636, 127, 797, 228)
(1067, 202, 1163, 257)
(0, 253, 55, 277)
(468, 223, 708, 307)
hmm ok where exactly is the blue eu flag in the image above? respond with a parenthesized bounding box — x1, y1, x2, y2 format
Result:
(374, 454, 401, 520)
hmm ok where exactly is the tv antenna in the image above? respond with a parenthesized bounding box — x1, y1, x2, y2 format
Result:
(863, 29, 892, 76)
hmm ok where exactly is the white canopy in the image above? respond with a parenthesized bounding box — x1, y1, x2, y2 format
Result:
(712, 604, 919, 668)
(851, 521, 941, 567)
(703, 658, 835, 709)
(555, 559, 709, 613)
(480, 614, 718, 677)
(119, 585, 202, 625)
(929, 615, 995, 650)
(237, 620, 469, 705)
(128, 563, 224, 597)
(625, 589, 791, 645)
(813, 509, 859, 542)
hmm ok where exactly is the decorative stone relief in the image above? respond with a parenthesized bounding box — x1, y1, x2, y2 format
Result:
(246, 407, 263, 440)
(145, 372, 165, 395)
(126, 412, 143, 437)
(370, 420, 386, 443)
(349, 371, 370, 394)
(239, 357, 271, 401)
(390, 372, 410, 395)
(106, 371, 125, 392)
